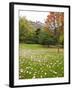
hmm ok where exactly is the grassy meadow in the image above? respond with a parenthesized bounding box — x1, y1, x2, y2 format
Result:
(19, 44, 64, 79)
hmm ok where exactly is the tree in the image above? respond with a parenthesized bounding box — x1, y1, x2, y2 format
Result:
(38, 29, 55, 47)
(45, 12, 64, 33)
(19, 17, 36, 43)
(45, 12, 64, 52)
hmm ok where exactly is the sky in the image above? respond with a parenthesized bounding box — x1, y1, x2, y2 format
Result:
(19, 10, 49, 23)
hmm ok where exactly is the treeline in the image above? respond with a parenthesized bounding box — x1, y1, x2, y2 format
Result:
(19, 12, 64, 48)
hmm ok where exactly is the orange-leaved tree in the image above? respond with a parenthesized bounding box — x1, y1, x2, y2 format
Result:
(45, 12, 64, 52)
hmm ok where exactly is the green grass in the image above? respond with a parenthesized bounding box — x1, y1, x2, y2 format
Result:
(19, 43, 64, 79)
(19, 43, 44, 49)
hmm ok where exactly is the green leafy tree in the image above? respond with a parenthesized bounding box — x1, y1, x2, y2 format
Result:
(19, 17, 35, 43)
(38, 30, 55, 47)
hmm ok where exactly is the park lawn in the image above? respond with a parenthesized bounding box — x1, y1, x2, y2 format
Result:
(19, 43, 64, 79)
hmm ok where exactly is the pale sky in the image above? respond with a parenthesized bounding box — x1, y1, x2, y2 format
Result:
(19, 11, 49, 23)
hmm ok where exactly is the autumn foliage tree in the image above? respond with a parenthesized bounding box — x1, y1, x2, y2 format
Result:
(45, 12, 64, 34)
(45, 12, 64, 52)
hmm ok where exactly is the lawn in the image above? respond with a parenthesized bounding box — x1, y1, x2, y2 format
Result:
(19, 43, 64, 79)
